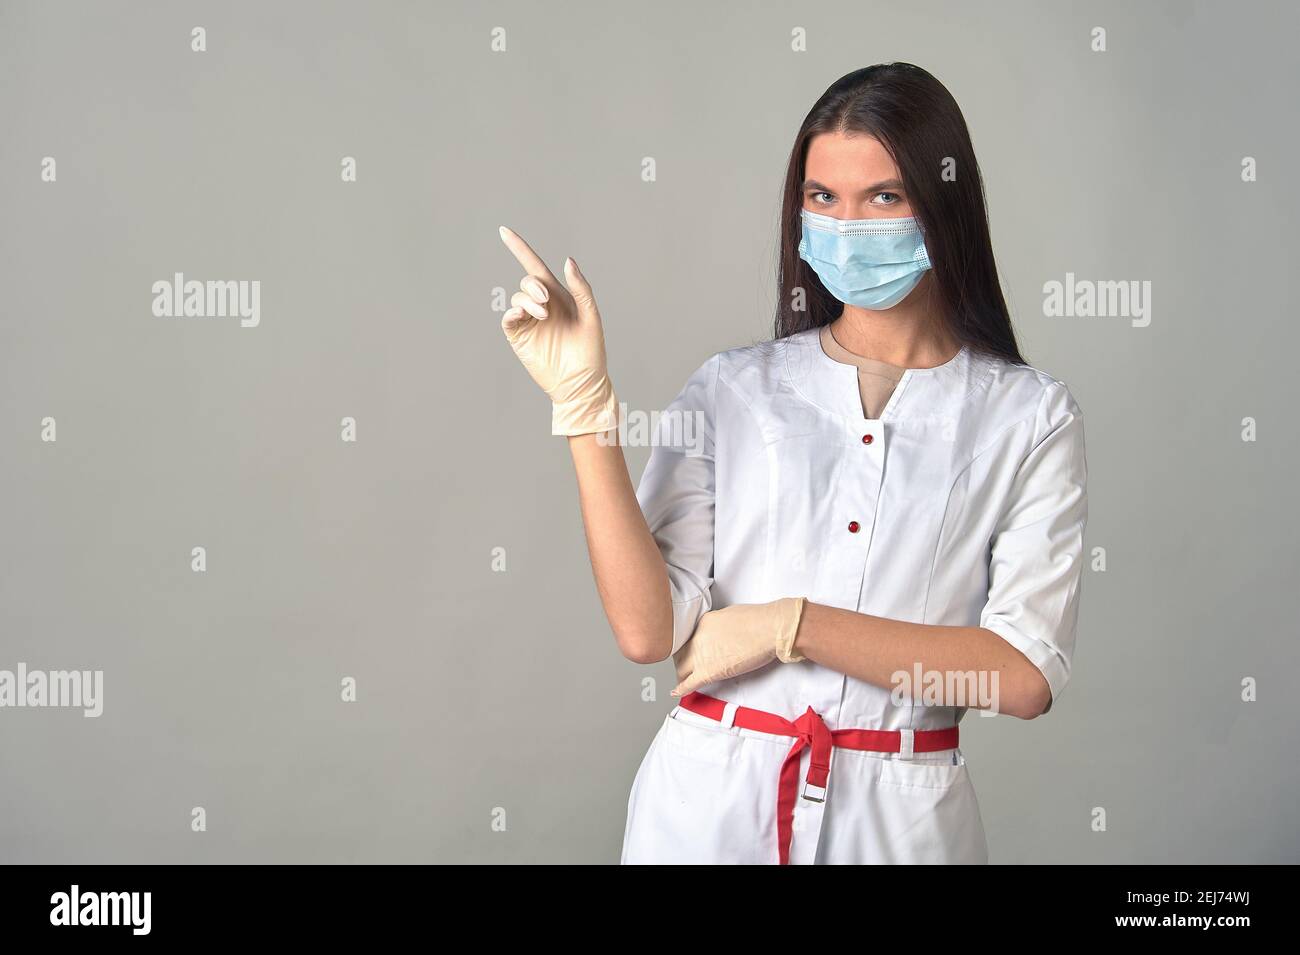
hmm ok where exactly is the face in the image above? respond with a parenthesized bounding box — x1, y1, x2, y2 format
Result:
(801, 131, 913, 220)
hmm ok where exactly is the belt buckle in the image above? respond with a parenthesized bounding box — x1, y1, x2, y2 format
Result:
(801, 781, 827, 803)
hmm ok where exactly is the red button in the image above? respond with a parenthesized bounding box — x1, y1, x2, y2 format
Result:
(862, 434, 874, 445)
(848, 521, 860, 533)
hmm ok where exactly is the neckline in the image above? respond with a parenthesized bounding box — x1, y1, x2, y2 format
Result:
(813, 325, 970, 378)
(785, 326, 977, 423)
(819, 325, 907, 379)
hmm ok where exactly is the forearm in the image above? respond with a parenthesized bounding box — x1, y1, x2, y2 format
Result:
(567, 432, 673, 663)
(795, 603, 1052, 719)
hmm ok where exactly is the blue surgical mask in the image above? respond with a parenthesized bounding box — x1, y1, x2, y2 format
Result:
(798, 208, 932, 310)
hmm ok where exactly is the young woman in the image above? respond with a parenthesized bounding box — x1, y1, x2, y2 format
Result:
(498, 62, 1088, 865)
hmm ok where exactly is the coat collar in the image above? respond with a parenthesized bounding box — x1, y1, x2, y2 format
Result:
(782, 326, 987, 422)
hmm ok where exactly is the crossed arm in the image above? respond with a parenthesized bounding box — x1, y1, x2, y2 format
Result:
(788, 604, 1052, 720)
(567, 432, 1053, 722)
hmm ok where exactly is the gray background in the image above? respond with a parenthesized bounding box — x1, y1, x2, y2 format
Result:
(1, 0, 1296, 864)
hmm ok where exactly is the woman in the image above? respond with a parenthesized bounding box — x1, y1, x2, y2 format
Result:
(498, 63, 1088, 865)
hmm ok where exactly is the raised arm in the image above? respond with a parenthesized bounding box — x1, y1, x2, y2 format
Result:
(567, 433, 675, 663)
(497, 226, 674, 663)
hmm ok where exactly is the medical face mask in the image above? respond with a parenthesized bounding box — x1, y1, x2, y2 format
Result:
(797, 208, 932, 310)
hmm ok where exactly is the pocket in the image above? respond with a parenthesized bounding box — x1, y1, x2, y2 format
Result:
(876, 750, 969, 791)
(869, 752, 988, 863)
(621, 711, 779, 864)
(663, 706, 743, 767)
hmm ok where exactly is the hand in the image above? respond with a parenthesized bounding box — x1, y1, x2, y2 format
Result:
(670, 597, 807, 697)
(498, 225, 619, 436)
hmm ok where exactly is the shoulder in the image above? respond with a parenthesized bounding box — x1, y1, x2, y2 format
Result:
(707, 328, 817, 398)
(664, 332, 807, 406)
(973, 353, 1083, 457)
(979, 352, 1082, 419)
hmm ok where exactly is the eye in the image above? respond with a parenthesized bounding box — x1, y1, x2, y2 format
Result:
(872, 192, 901, 205)
(811, 191, 835, 205)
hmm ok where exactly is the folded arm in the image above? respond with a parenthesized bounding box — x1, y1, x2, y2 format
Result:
(794, 606, 1052, 720)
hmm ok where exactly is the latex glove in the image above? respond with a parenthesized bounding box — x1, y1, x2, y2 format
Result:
(498, 225, 620, 436)
(670, 597, 808, 697)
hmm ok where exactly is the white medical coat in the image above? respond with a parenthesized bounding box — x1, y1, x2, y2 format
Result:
(620, 327, 1088, 864)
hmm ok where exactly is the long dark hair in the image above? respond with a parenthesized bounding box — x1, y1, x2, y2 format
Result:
(775, 63, 1025, 365)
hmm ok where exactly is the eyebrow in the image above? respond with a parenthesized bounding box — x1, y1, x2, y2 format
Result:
(802, 178, 904, 194)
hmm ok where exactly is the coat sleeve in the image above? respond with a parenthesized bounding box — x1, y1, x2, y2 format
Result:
(979, 381, 1089, 713)
(634, 353, 720, 656)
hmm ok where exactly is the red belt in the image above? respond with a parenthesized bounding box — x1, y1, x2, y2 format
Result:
(677, 691, 960, 865)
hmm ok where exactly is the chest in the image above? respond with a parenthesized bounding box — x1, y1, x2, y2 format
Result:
(710, 390, 1029, 619)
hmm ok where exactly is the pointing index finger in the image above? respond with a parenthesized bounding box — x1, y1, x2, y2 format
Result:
(498, 225, 559, 285)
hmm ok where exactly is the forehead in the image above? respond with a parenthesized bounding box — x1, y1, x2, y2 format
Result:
(803, 131, 899, 186)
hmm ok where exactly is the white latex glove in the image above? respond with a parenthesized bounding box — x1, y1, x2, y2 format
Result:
(498, 225, 619, 436)
(670, 597, 808, 697)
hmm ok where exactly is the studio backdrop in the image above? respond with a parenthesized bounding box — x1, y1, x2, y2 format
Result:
(1, 0, 1297, 863)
